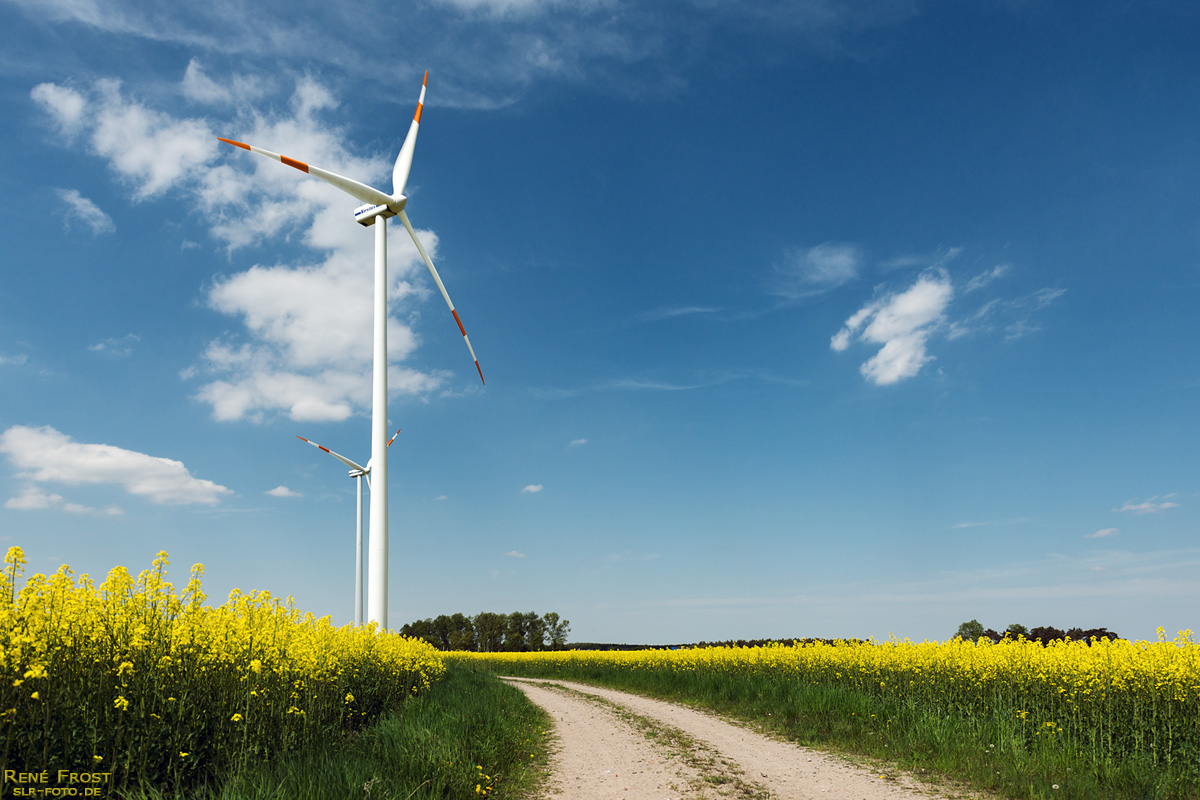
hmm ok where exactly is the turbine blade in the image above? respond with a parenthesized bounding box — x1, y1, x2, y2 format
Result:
(386, 427, 402, 447)
(218, 138, 393, 208)
(398, 209, 485, 384)
(392, 71, 427, 199)
(296, 436, 367, 472)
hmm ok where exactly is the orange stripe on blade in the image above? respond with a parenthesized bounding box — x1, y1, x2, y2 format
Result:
(414, 103, 423, 124)
(217, 137, 250, 150)
(280, 155, 310, 173)
(476, 362, 485, 385)
(451, 310, 467, 336)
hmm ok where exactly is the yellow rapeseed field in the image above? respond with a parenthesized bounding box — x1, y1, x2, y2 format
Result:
(0, 546, 444, 794)
(460, 630, 1200, 768)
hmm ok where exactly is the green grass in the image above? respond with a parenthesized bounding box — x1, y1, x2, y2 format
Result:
(474, 657, 1200, 800)
(123, 663, 551, 800)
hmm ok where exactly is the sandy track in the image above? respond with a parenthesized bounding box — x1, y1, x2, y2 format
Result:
(503, 677, 984, 800)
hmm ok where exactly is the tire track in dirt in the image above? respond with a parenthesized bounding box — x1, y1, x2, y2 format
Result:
(503, 677, 988, 800)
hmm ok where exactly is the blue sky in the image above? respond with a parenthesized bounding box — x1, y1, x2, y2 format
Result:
(1, 0, 1196, 644)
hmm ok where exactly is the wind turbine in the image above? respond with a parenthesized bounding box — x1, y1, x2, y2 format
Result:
(297, 428, 400, 626)
(219, 72, 482, 630)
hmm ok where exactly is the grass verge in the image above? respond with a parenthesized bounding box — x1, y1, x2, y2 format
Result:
(125, 662, 552, 800)
(481, 662, 1199, 800)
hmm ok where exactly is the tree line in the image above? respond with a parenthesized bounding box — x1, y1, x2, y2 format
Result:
(400, 611, 570, 652)
(954, 620, 1120, 645)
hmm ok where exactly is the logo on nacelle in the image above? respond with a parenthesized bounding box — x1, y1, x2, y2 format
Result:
(353, 203, 398, 227)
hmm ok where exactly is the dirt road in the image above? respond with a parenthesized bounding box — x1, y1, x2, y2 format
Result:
(502, 677, 984, 800)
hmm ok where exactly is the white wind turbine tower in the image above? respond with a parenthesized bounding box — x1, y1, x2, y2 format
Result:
(220, 72, 483, 630)
(297, 428, 400, 626)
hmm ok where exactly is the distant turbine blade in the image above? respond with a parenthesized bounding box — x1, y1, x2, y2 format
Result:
(218, 138, 393, 208)
(386, 427, 402, 447)
(398, 209, 485, 385)
(296, 436, 367, 473)
(391, 71, 427, 199)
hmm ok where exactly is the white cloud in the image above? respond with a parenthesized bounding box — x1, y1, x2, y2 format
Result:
(265, 485, 302, 497)
(774, 242, 862, 299)
(181, 59, 270, 106)
(831, 268, 953, 385)
(33, 70, 463, 422)
(1115, 496, 1179, 515)
(505, 550, 527, 558)
(434, 494, 449, 501)
(5, 485, 63, 510)
(0, 353, 29, 367)
(1085, 528, 1119, 539)
(63, 502, 124, 516)
(56, 189, 115, 234)
(569, 438, 588, 446)
(0, 425, 232, 506)
(31, 83, 87, 137)
(521, 484, 543, 493)
(32, 79, 218, 198)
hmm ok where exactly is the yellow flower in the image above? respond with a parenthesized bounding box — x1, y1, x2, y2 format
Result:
(114, 696, 130, 711)
(30, 692, 39, 700)
(231, 713, 243, 722)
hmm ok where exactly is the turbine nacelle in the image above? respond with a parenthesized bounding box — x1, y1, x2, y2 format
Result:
(354, 196, 407, 227)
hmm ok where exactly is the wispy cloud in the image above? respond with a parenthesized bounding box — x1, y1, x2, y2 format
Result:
(181, 59, 270, 106)
(265, 485, 302, 498)
(635, 306, 722, 323)
(773, 242, 862, 300)
(964, 264, 1010, 293)
(569, 438, 588, 447)
(5, 484, 124, 516)
(13, 0, 923, 115)
(831, 268, 953, 385)
(648, 548, 1200, 619)
(505, 550, 527, 558)
(0, 425, 231, 506)
(57, 189, 115, 234)
(1086, 528, 1119, 539)
(5, 485, 63, 510)
(1115, 495, 1179, 515)
(89, 334, 139, 357)
(521, 484, 543, 494)
(950, 518, 1030, 530)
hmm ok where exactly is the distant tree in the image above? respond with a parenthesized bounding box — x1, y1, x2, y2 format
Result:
(447, 612, 476, 651)
(504, 611, 543, 652)
(430, 614, 455, 650)
(474, 613, 506, 652)
(400, 618, 438, 647)
(543, 612, 570, 649)
(1005, 623, 1029, 639)
(955, 619, 986, 642)
(1029, 626, 1066, 646)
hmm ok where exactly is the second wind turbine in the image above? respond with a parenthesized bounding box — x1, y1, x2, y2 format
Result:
(219, 72, 483, 630)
